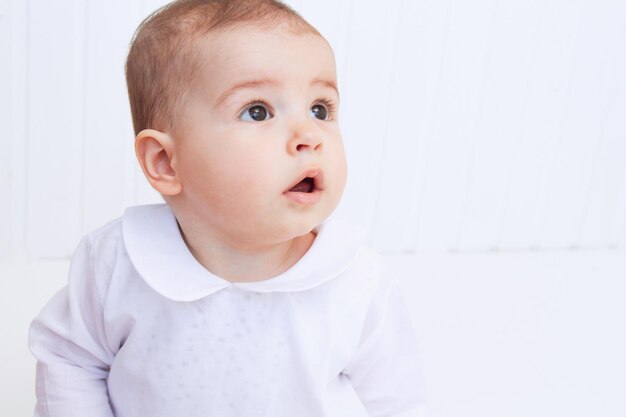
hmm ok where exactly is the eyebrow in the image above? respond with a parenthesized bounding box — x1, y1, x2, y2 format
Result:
(215, 78, 339, 106)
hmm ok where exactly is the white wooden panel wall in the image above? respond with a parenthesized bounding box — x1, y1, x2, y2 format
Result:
(26, 1, 85, 258)
(0, 0, 26, 259)
(0, 0, 12, 255)
(1, 0, 625, 260)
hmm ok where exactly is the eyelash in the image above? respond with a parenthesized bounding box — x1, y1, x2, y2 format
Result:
(315, 98, 338, 116)
(239, 98, 338, 120)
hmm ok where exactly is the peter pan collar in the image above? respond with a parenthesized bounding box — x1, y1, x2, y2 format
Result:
(122, 204, 366, 302)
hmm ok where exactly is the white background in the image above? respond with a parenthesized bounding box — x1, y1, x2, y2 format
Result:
(1, 0, 625, 416)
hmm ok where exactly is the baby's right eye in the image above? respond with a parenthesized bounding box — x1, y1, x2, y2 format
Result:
(240, 103, 273, 122)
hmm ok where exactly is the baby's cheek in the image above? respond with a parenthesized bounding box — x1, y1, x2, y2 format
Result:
(333, 147, 348, 190)
(237, 155, 278, 188)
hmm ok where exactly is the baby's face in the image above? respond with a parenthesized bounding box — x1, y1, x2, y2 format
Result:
(172, 25, 347, 244)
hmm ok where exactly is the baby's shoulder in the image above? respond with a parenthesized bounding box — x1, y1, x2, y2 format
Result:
(69, 215, 126, 297)
(83, 215, 125, 261)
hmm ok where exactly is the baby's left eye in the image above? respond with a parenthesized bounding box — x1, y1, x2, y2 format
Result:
(311, 104, 328, 120)
(310, 103, 330, 120)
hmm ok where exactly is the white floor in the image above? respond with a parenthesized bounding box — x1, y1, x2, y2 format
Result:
(390, 249, 626, 417)
(2, 249, 625, 417)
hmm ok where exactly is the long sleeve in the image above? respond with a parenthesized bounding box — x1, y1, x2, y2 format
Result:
(29, 235, 115, 417)
(342, 277, 426, 417)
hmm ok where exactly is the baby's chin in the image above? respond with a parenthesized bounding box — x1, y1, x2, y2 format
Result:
(271, 208, 333, 241)
(276, 217, 323, 241)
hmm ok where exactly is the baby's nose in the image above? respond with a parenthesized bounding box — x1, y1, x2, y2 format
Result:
(287, 120, 323, 155)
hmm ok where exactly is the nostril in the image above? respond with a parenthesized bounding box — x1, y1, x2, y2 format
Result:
(295, 143, 322, 152)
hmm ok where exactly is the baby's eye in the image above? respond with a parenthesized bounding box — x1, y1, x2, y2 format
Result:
(240, 103, 273, 122)
(310, 103, 328, 120)
(310, 99, 337, 121)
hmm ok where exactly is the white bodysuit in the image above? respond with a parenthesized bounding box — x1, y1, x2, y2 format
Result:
(29, 204, 425, 417)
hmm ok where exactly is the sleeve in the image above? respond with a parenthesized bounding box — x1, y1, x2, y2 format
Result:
(342, 276, 427, 417)
(28, 235, 115, 417)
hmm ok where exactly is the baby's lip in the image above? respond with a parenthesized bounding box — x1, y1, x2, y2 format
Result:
(284, 168, 324, 193)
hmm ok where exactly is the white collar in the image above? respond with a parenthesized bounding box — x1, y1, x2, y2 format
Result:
(122, 204, 366, 301)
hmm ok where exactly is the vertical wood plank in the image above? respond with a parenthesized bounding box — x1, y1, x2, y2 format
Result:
(456, 0, 541, 251)
(370, 0, 447, 252)
(577, 6, 626, 248)
(0, 0, 13, 258)
(25, 0, 86, 258)
(539, 0, 621, 249)
(413, 0, 497, 252)
(81, 0, 137, 233)
(1, 0, 28, 260)
(617, 174, 626, 248)
(9, 0, 28, 260)
(610, 91, 626, 249)
(498, 0, 585, 250)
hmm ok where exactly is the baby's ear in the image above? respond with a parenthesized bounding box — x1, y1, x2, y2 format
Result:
(135, 129, 182, 196)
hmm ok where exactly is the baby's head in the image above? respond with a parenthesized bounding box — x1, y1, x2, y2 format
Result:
(125, 0, 347, 245)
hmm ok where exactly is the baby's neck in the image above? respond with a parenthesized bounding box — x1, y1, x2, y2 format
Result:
(176, 220, 315, 283)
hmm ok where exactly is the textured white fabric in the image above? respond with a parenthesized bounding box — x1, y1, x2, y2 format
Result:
(29, 204, 425, 417)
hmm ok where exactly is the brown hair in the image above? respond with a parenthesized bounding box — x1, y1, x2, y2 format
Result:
(125, 0, 320, 136)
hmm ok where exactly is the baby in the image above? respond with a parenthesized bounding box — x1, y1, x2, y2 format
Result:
(29, 0, 424, 416)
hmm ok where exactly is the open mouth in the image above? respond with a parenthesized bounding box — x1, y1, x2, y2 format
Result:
(285, 169, 323, 194)
(288, 177, 315, 193)
(283, 169, 323, 205)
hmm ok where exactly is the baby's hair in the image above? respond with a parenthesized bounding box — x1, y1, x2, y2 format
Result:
(125, 0, 320, 137)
